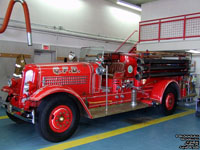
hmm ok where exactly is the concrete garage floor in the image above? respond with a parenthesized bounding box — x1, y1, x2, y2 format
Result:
(0, 106, 199, 150)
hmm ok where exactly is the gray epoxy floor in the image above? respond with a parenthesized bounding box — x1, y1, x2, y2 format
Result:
(0, 106, 199, 150)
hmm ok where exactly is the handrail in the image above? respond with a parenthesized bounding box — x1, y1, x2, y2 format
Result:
(128, 41, 139, 53)
(115, 30, 137, 52)
(140, 12, 200, 24)
(0, 0, 32, 46)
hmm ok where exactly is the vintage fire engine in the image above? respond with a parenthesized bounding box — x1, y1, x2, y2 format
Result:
(0, 0, 192, 143)
(0, 51, 190, 142)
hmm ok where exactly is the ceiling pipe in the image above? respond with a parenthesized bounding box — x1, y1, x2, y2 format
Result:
(1, 18, 137, 44)
(0, 0, 32, 46)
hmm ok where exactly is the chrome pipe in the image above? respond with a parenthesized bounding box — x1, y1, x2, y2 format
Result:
(27, 32, 32, 46)
(131, 89, 137, 107)
(31, 110, 35, 124)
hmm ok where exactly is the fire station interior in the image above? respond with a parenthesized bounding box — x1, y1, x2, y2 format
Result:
(0, 0, 200, 149)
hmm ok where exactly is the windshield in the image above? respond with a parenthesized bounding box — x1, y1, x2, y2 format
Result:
(79, 47, 113, 62)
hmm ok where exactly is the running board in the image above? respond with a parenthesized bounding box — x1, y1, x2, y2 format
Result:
(89, 102, 149, 119)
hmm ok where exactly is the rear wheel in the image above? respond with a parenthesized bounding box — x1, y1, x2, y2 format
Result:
(36, 94, 80, 142)
(160, 85, 177, 115)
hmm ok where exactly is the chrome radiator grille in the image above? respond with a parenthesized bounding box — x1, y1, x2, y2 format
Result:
(42, 76, 88, 86)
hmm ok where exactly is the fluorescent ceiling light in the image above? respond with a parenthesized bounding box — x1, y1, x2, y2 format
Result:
(117, 0, 142, 12)
(186, 49, 200, 54)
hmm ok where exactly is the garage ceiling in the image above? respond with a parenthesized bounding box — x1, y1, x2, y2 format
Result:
(123, 0, 158, 6)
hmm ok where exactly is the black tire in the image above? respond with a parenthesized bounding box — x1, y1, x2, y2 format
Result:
(36, 93, 80, 142)
(160, 85, 177, 115)
(6, 96, 26, 124)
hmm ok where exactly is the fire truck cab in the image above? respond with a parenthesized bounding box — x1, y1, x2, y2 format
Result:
(0, 51, 190, 142)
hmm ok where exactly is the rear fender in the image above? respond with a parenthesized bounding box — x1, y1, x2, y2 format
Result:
(150, 80, 180, 103)
(29, 85, 92, 118)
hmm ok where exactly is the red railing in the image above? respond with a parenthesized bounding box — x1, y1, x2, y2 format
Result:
(0, 0, 32, 46)
(115, 30, 138, 52)
(139, 12, 200, 42)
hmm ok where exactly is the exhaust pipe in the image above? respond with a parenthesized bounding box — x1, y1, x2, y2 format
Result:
(0, 0, 32, 46)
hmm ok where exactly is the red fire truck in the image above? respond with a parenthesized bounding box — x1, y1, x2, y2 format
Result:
(0, 51, 190, 142)
(0, 0, 192, 143)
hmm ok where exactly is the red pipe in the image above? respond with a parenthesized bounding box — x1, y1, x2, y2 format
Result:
(158, 20, 161, 42)
(115, 30, 138, 53)
(183, 16, 186, 40)
(0, 0, 32, 46)
(128, 41, 139, 53)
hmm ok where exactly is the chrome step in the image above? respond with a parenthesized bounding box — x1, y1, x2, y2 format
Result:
(89, 102, 149, 119)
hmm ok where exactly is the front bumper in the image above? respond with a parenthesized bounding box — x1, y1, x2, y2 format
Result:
(0, 96, 35, 124)
(0, 96, 7, 108)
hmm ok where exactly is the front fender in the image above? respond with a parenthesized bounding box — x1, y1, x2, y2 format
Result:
(29, 85, 92, 118)
(150, 79, 180, 103)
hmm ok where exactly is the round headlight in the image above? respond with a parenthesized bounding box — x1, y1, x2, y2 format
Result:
(8, 79, 12, 87)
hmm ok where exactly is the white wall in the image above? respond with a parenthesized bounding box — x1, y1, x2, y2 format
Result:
(192, 55, 200, 74)
(0, 0, 141, 49)
(141, 0, 200, 21)
(138, 39, 200, 51)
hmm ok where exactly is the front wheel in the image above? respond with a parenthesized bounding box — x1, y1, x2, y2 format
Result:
(160, 86, 177, 115)
(36, 94, 80, 142)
